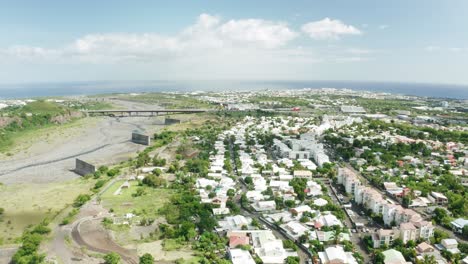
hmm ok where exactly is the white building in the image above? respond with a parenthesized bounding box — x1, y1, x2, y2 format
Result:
(251, 231, 293, 264)
(318, 245, 358, 264)
(229, 249, 256, 264)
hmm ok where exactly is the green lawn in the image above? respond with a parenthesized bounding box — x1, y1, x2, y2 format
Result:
(100, 180, 173, 218)
(162, 238, 185, 251)
(0, 178, 96, 244)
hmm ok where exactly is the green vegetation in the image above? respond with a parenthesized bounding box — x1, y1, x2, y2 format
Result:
(163, 238, 185, 251)
(0, 101, 71, 152)
(11, 220, 51, 264)
(73, 194, 91, 207)
(0, 99, 113, 152)
(139, 253, 154, 264)
(0, 178, 96, 243)
(60, 208, 79, 225)
(100, 180, 173, 219)
(119, 93, 215, 109)
(104, 252, 121, 264)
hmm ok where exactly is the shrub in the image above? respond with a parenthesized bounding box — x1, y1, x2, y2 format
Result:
(107, 168, 120, 177)
(73, 194, 91, 207)
(104, 252, 121, 264)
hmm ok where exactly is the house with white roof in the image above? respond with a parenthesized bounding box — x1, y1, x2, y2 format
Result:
(229, 248, 256, 264)
(441, 239, 460, 254)
(265, 211, 294, 224)
(252, 200, 276, 212)
(382, 249, 408, 264)
(280, 221, 310, 240)
(451, 218, 468, 234)
(196, 178, 218, 189)
(318, 245, 358, 264)
(217, 215, 251, 232)
(251, 230, 294, 264)
(213, 207, 231, 216)
(290, 205, 312, 216)
(246, 190, 265, 202)
(314, 212, 343, 228)
(313, 198, 328, 207)
(306, 181, 323, 197)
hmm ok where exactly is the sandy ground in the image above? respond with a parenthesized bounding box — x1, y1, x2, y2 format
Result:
(137, 240, 195, 263)
(0, 100, 166, 185)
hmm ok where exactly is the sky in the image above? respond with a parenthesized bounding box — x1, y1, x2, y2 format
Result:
(0, 0, 468, 86)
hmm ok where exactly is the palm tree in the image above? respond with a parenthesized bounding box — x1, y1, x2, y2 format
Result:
(421, 255, 437, 264)
(330, 226, 342, 245)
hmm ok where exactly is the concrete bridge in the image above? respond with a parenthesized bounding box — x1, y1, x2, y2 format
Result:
(84, 108, 213, 117)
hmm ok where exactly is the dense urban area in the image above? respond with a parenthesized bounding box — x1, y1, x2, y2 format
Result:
(0, 88, 467, 264)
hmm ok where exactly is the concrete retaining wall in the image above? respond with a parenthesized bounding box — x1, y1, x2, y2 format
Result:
(75, 159, 96, 176)
(131, 132, 151, 146)
(164, 118, 181, 125)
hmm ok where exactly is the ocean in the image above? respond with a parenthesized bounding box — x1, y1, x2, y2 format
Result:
(0, 80, 467, 99)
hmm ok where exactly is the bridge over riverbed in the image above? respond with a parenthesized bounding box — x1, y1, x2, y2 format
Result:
(84, 108, 213, 117)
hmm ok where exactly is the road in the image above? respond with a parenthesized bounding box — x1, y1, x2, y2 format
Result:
(325, 181, 372, 263)
(344, 164, 468, 243)
(228, 138, 311, 264)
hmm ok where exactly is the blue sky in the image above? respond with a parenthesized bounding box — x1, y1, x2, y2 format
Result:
(0, 0, 467, 85)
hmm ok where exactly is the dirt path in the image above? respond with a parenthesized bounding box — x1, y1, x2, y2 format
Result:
(71, 217, 138, 264)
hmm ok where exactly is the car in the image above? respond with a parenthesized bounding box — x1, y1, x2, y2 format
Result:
(351, 229, 357, 233)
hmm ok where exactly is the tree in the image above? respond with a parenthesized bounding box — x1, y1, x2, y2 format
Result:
(0, 207, 4, 216)
(402, 196, 411, 208)
(179, 221, 197, 241)
(374, 251, 385, 264)
(73, 194, 91, 207)
(152, 168, 162, 176)
(244, 176, 253, 184)
(432, 208, 448, 224)
(330, 227, 342, 245)
(132, 187, 146, 197)
(142, 175, 166, 188)
(285, 256, 300, 264)
(107, 168, 120, 177)
(104, 252, 121, 264)
(139, 253, 154, 264)
(227, 189, 235, 197)
(94, 179, 106, 190)
(136, 152, 151, 168)
(282, 240, 297, 251)
(417, 255, 437, 264)
(463, 225, 468, 239)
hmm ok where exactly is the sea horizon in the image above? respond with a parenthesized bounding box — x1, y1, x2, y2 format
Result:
(0, 80, 467, 100)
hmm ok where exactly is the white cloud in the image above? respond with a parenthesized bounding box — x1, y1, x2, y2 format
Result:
(379, 25, 389, 30)
(335, 56, 371, 62)
(2, 45, 60, 59)
(449, 47, 463, 53)
(218, 19, 297, 48)
(0, 13, 371, 79)
(346, 48, 374, 55)
(301, 18, 361, 40)
(2, 13, 298, 63)
(425, 46, 440, 52)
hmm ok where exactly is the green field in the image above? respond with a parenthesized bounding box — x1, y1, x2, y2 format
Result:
(117, 93, 215, 109)
(0, 179, 96, 244)
(0, 117, 98, 154)
(100, 180, 173, 218)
